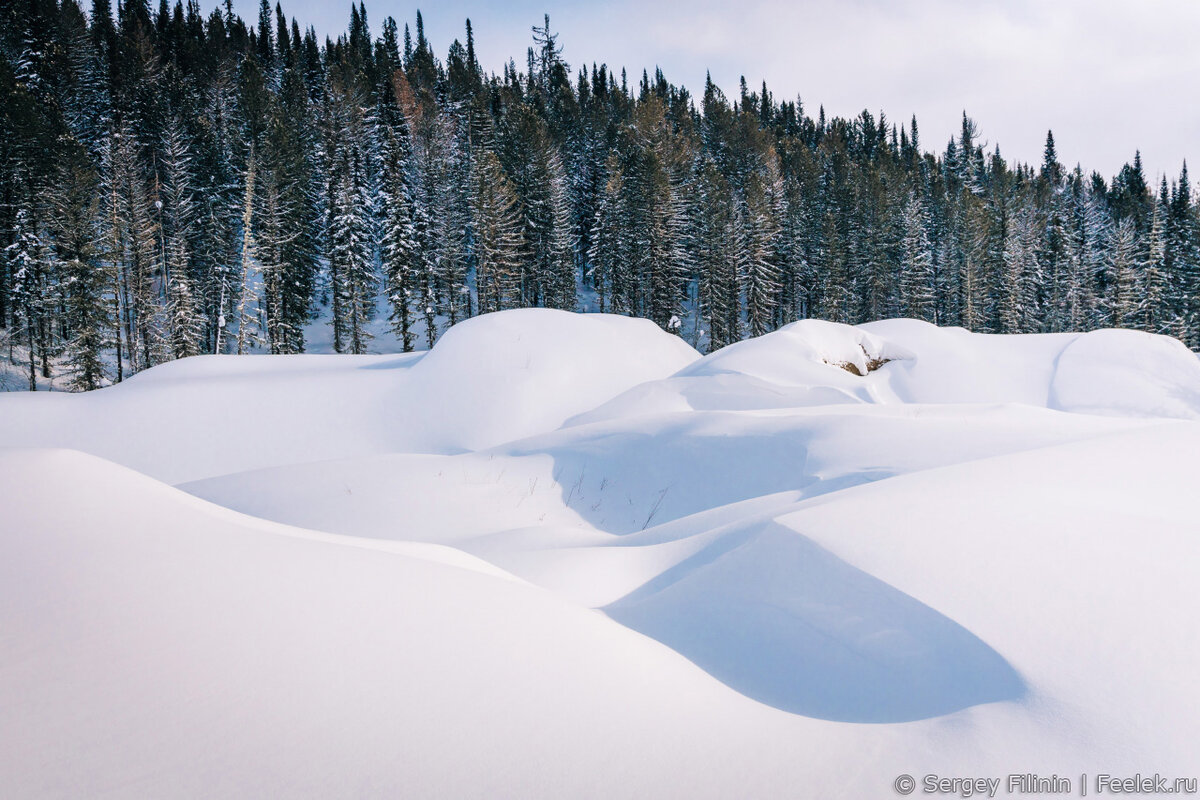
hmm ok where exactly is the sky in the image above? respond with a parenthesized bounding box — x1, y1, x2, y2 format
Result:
(234, 0, 1199, 182)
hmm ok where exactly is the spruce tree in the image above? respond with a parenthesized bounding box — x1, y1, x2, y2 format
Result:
(1000, 204, 1042, 334)
(380, 123, 419, 351)
(471, 148, 525, 314)
(741, 173, 781, 338)
(328, 138, 376, 355)
(1106, 217, 1141, 329)
(5, 205, 46, 390)
(899, 190, 936, 320)
(1142, 196, 1169, 333)
(235, 145, 261, 354)
(159, 117, 203, 358)
(694, 157, 739, 351)
(50, 159, 111, 390)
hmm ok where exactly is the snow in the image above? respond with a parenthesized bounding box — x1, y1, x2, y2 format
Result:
(574, 318, 1200, 424)
(2, 310, 1200, 797)
(0, 310, 697, 482)
(403, 308, 700, 451)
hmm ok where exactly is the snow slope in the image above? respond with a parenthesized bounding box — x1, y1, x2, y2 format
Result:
(0, 309, 698, 482)
(3, 311, 1200, 798)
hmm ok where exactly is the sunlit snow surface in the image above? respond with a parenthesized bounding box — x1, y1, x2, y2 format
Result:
(3, 309, 1200, 797)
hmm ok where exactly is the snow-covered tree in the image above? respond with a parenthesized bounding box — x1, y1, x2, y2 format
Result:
(159, 118, 203, 359)
(1106, 217, 1141, 328)
(741, 168, 782, 338)
(1142, 197, 1169, 333)
(380, 114, 420, 350)
(1000, 204, 1042, 334)
(899, 190, 936, 321)
(5, 205, 46, 390)
(328, 140, 377, 355)
(471, 149, 525, 314)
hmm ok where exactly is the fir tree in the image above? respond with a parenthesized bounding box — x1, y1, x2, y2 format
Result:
(693, 157, 739, 350)
(235, 145, 261, 354)
(899, 190, 935, 320)
(328, 135, 376, 355)
(1000, 204, 1042, 334)
(380, 113, 419, 349)
(741, 172, 781, 338)
(1106, 217, 1141, 328)
(1142, 196, 1169, 333)
(471, 148, 525, 313)
(159, 117, 203, 358)
(50, 159, 111, 390)
(6, 205, 46, 390)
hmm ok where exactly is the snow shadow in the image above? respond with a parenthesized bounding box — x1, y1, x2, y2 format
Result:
(605, 521, 1025, 723)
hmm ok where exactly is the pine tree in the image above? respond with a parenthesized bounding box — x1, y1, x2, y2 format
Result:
(899, 190, 935, 320)
(741, 172, 781, 337)
(50, 159, 111, 390)
(1168, 163, 1200, 347)
(471, 148, 525, 313)
(256, 166, 299, 354)
(380, 111, 420, 349)
(6, 205, 46, 390)
(328, 139, 376, 354)
(1142, 196, 1169, 333)
(818, 205, 851, 324)
(108, 121, 162, 372)
(1106, 217, 1141, 328)
(264, 56, 320, 354)
(542, 147, 577, 310)
(999, 203, 1042, 334)
(432, 111, 472, 325)
(589, 154, 632, 315)
(498, 103, 574, 310)
(236, 146, 261, 354)
(693, 157, 739, 350)
(159, 117, 203, 358)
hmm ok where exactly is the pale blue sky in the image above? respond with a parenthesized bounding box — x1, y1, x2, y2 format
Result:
(234, 0, 1199, 182)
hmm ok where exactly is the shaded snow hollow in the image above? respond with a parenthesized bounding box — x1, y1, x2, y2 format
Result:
(3, 309, 1200, 798)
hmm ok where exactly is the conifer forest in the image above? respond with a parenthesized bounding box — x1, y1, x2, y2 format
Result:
(3, 0, 1198, 391)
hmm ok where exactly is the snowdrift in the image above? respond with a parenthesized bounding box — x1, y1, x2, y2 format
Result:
(404, 308, 700, 450)
(3, 311, 1200, 798)
(572, 318, 1200, 425)
(0, 310, 697, 482)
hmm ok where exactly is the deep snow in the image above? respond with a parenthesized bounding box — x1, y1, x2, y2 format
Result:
(2, 310, 1199, 798)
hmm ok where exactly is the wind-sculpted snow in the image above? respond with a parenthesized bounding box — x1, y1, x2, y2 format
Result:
(1049, 327, 1200, 419)
(0, 310, 698, 482)
(404, 308, 701, 450)
(3, 310, 1200, 797)
(606, 519, 1026, 722)
(573, 317, 1200, 424)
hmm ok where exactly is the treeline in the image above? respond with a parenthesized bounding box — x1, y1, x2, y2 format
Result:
(3, 1, 1199, 391)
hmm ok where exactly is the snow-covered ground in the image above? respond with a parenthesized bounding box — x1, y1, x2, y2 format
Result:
(3, 310, 1200, 798)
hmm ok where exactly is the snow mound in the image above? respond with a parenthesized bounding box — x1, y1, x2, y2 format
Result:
(1049, 328, 1200, 419)
(607, 519, 1024, 722)
(574, 318, 1200, 425)
(685, 318, 907, 384)
(567, 319, 907, 425)
(0, 310, 697, 481)
(867, 320, 1200, 417)
(0, 352, 423, 483)
(0, 448, 814, 798)
(407, 309, 700, 450)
